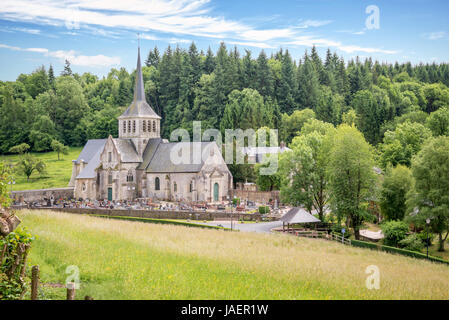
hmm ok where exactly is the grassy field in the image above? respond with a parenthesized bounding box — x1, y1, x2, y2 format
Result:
(0, 147, 82, 191)
(16, 210, 449, 300)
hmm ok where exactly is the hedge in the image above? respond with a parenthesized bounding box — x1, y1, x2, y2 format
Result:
(351, 239, 449, 266)
(92, 215, 234, 231)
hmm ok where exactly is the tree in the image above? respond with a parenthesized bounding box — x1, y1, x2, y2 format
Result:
(381, 220, 409, 247)
(327, 125, 376, 239)
(408, 136, 449, 251)
(380, 121, 432, 168)
(280, 109, 315, 144)
(61, 60, 73, 76)
(379, 165, 414, 221)
(48, 64, 55, 89)
(51, 140, 69, 160)
(426, 107, 449, 136)
(16, 153, 46, 181)
(279, 128, 334, 220)
(29, 115, 57, 151)
(145, 47, 160, 67)
(9, 143, 30, 155)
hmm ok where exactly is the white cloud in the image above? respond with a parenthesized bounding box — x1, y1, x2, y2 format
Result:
(286, 36, 398, 54)
(297, 19, 332, 29)
(0, 43, 120, 67)
(11, 27, 41, 34)
(423, 31, 446, 40)
(228, 41, 276, 49)
(0, 0, 398, 55)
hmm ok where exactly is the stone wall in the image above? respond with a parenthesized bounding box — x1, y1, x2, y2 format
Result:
(11, 187, 74, 202)
(231, 189, 280, 204)
(21, 207, 276, 221)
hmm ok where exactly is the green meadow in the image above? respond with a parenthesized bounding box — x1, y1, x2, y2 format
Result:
(17, 210, 449, 300)
(0, 147, 82, 191)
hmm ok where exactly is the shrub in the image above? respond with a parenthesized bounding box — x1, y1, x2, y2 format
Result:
(381, 220, 409, 247)
(331, 224, 353, 238)
(0, 227, 35, 300)
(399, 234, 424, 252)
(232, 198, 240, 206)
(258, 206, 270, 214)
(417, 230, 434, 246)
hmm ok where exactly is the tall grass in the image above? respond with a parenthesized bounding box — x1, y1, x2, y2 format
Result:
(0, 147, 82, 191)
(17, 210, 449, 300)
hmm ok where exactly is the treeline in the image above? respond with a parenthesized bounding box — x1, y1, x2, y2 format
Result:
(1, 42, 449, 154)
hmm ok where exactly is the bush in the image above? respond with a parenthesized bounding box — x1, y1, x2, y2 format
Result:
(258, 206, 270, 214)
(331, 224, 353, 238)
(417, 230, 434, 246)
(0, 227, 35, 300)
(381, 220, 409, 247)
(232, 198, 240, 206)
(399, 234, 424, 252)
(350, 239, 449, 265)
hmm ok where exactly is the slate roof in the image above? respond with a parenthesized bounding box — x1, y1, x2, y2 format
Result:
(280, 207, 321, 224)
(76, 148, 102, 179)
(75, 139, 107, 164)
(137, 138, 163, 170)
(139, 141, 220, 173)
(113, 138, 142, 163)
(118, 47, 161, 119)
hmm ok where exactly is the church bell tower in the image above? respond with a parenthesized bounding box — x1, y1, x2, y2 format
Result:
(118, 44, 161, 157)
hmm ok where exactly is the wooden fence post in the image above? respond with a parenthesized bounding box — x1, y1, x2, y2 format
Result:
(66, 282, 76, 300)
(31, 265, 39, 300)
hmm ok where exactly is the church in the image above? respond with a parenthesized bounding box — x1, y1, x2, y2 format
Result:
(69, 48, 233, 202)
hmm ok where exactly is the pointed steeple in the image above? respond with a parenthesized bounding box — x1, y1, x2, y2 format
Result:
(134, 46, 146, 102)
(119, 46, 161, 119)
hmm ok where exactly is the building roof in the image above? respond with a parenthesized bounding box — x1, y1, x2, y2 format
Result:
(137, 138, 163, 170)
(280, 207, 321, 224)
(143, 141, 218, 173)
(75, 139, 107, 164)
(118, 47, 161, 119)
(113, 138, 142, 163)
(76, 148, 102, 179)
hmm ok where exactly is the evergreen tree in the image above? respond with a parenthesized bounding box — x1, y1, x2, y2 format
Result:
(61, 60, 73, 76)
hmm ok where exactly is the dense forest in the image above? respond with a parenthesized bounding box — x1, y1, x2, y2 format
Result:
(1, 42, 449, 154)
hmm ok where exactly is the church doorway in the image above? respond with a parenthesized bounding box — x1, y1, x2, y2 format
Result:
(108, 188, 113, 201)
(213, 183, 219, 202)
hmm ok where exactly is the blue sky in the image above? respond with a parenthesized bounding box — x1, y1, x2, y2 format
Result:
(0, 0, 448, 81)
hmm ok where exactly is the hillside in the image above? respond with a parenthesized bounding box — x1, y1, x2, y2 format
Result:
(0, 147, 81, 191)
(17, 210, 449, 300)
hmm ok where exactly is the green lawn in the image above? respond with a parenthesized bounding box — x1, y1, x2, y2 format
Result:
(16, 210, 449, 300)
(0, 147, 82, 191)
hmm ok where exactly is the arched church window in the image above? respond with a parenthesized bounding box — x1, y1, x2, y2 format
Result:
(82, 183, 86, 192)
(133, 120, 136, 133)
(153, 120, 156, 132)
(127, 170, 134, 182)
(174, 182, 177, 192)
(108, 172, 113, 184)
(128, 120, 131, 133)
(189, 181, 193, 193)
(155, 177, 160, 191)
(142, 120, 146, 133)
(123, 121, 126, 133)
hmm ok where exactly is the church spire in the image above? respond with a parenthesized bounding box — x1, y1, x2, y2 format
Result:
(134, 41, 146, 102)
